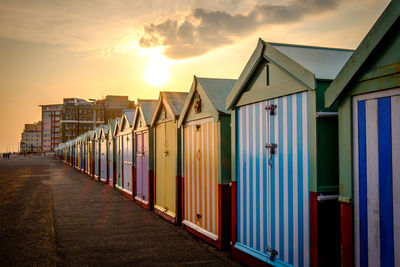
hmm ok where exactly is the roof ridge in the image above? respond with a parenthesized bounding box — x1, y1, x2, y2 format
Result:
(197, 77, 236, 80)
(267, 41, 354, 52)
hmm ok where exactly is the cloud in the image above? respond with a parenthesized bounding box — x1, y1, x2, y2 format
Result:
(0, 0, 260, 54)
(139, 0, 342, 59)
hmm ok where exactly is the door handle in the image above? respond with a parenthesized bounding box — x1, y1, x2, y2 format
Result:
(265, 143, 277, 168)
(265, 143, 277, 154)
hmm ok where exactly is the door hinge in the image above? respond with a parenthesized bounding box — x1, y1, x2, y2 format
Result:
(265, 104, 277, 115)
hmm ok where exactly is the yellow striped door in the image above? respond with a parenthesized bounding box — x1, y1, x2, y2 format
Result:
(165, 121, 177, 216)
(155, 122, 166, 210)
(184, 120, 219, 237)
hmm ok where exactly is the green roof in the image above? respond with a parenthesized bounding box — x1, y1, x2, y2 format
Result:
(226, 39, 353, 110)
(178, 76, 236, 127)
(150, 91, 188, 127)
(133, 99, 158, 127)
(162, 92, 188, 116)
(124, 109, 135, 126)
(325, 0, 399, 107)
(197, 77, 236, 113)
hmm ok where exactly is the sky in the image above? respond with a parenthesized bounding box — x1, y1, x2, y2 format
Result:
(0, 0, 391, 152)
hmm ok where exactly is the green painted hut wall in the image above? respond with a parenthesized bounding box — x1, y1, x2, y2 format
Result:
(219, 115, 231, 185)
(314, 80, 339, 193)
(336, 23, 400, 202)
(184, 91, 215, 122)
(236, 58, 309, 107)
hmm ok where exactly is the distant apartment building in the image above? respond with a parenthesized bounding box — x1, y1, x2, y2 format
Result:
(20, 121, 42, 153)
(60, 96, 135, 143)
(60, 98, 104, 143)
(40, 104, 62, 154)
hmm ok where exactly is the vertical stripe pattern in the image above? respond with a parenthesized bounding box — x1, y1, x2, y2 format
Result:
(235, 91, 309, 267)
(353, 90, 400, 267)
(184, 120, 219, 236)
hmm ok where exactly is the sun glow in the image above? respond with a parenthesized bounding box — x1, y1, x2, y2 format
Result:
(142, 47, 171, 87)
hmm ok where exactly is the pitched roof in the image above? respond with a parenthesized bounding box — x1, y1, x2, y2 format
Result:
(114, 117, 123, 136)
(270, 43, 353, 80)
(150, 91, 188, 127)
(124, 109, 135, 126)
(88, 130, 95, 140)
(95, 126, 102, 138)
(134, 99, 158, 127)
(325, 0, 399, 107)
(162, 92, 188, 116)
(226, 39, 353, 110)
(178, 76, 236, 127)
(100, 125, 109, 136)
(197, 77, 236, 113)
(108, 119, 117, 137)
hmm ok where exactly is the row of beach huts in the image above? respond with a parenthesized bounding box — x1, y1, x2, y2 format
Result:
(55, 2, 399, 267)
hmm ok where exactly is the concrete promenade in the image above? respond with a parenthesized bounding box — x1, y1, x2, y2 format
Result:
(0, 156, 241, 266)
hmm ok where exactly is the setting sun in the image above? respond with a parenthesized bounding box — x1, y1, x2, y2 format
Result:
(142, 47, 171, 87)
(144, 61, 170, 87)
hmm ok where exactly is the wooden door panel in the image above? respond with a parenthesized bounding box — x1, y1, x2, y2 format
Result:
(101, 140, 107, 179)
(136, 133, 144, 198)
(108, 141, 113, 184)
(155, 123, 165, 208)
(142, 131, 149, 201)
(165, 121, 176, 214)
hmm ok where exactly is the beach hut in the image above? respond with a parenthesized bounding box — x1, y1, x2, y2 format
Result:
(74, 139, 78, 168)
(58, 144, 64, 161)
(54, 145, 60, 159)
(83, 132, 89, 173)
(78, 135, 85, 171)
(86, 130, 95, 177)
(225, 39, 353, 266)
(74, 137, 79, 169)
(71, 140, 75, 167)
(117, 110, 135, 199)
(84, 133, 89, 174)
(94, 127, 102, 180)
(75, 137, 80, 170)
(70, 141, 74, 167)
(64, 142, 68, 164)
(151, 92, 188, 224)
(324, 2, 400, 266)
(65, 143, 69, 163)
(132, 99, 158, 210)
(57, 145, 62, 160)
(68, 141, 73, 166)
(178, 76, 236, 249)
(69, 141, 74, 166)
(108, 119, 117, 187)
(73, 140, 77, 167)
(114, 118, 123, 189)
(99, 125, 109, 183)
(62, 143, 67, 163)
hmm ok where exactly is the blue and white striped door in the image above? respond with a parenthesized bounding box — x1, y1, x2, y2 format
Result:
(235, 91, 310, 267)
(353, 88, 400, 267)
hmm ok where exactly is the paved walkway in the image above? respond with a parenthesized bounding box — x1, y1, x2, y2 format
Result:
(0, 156, 241, 266)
